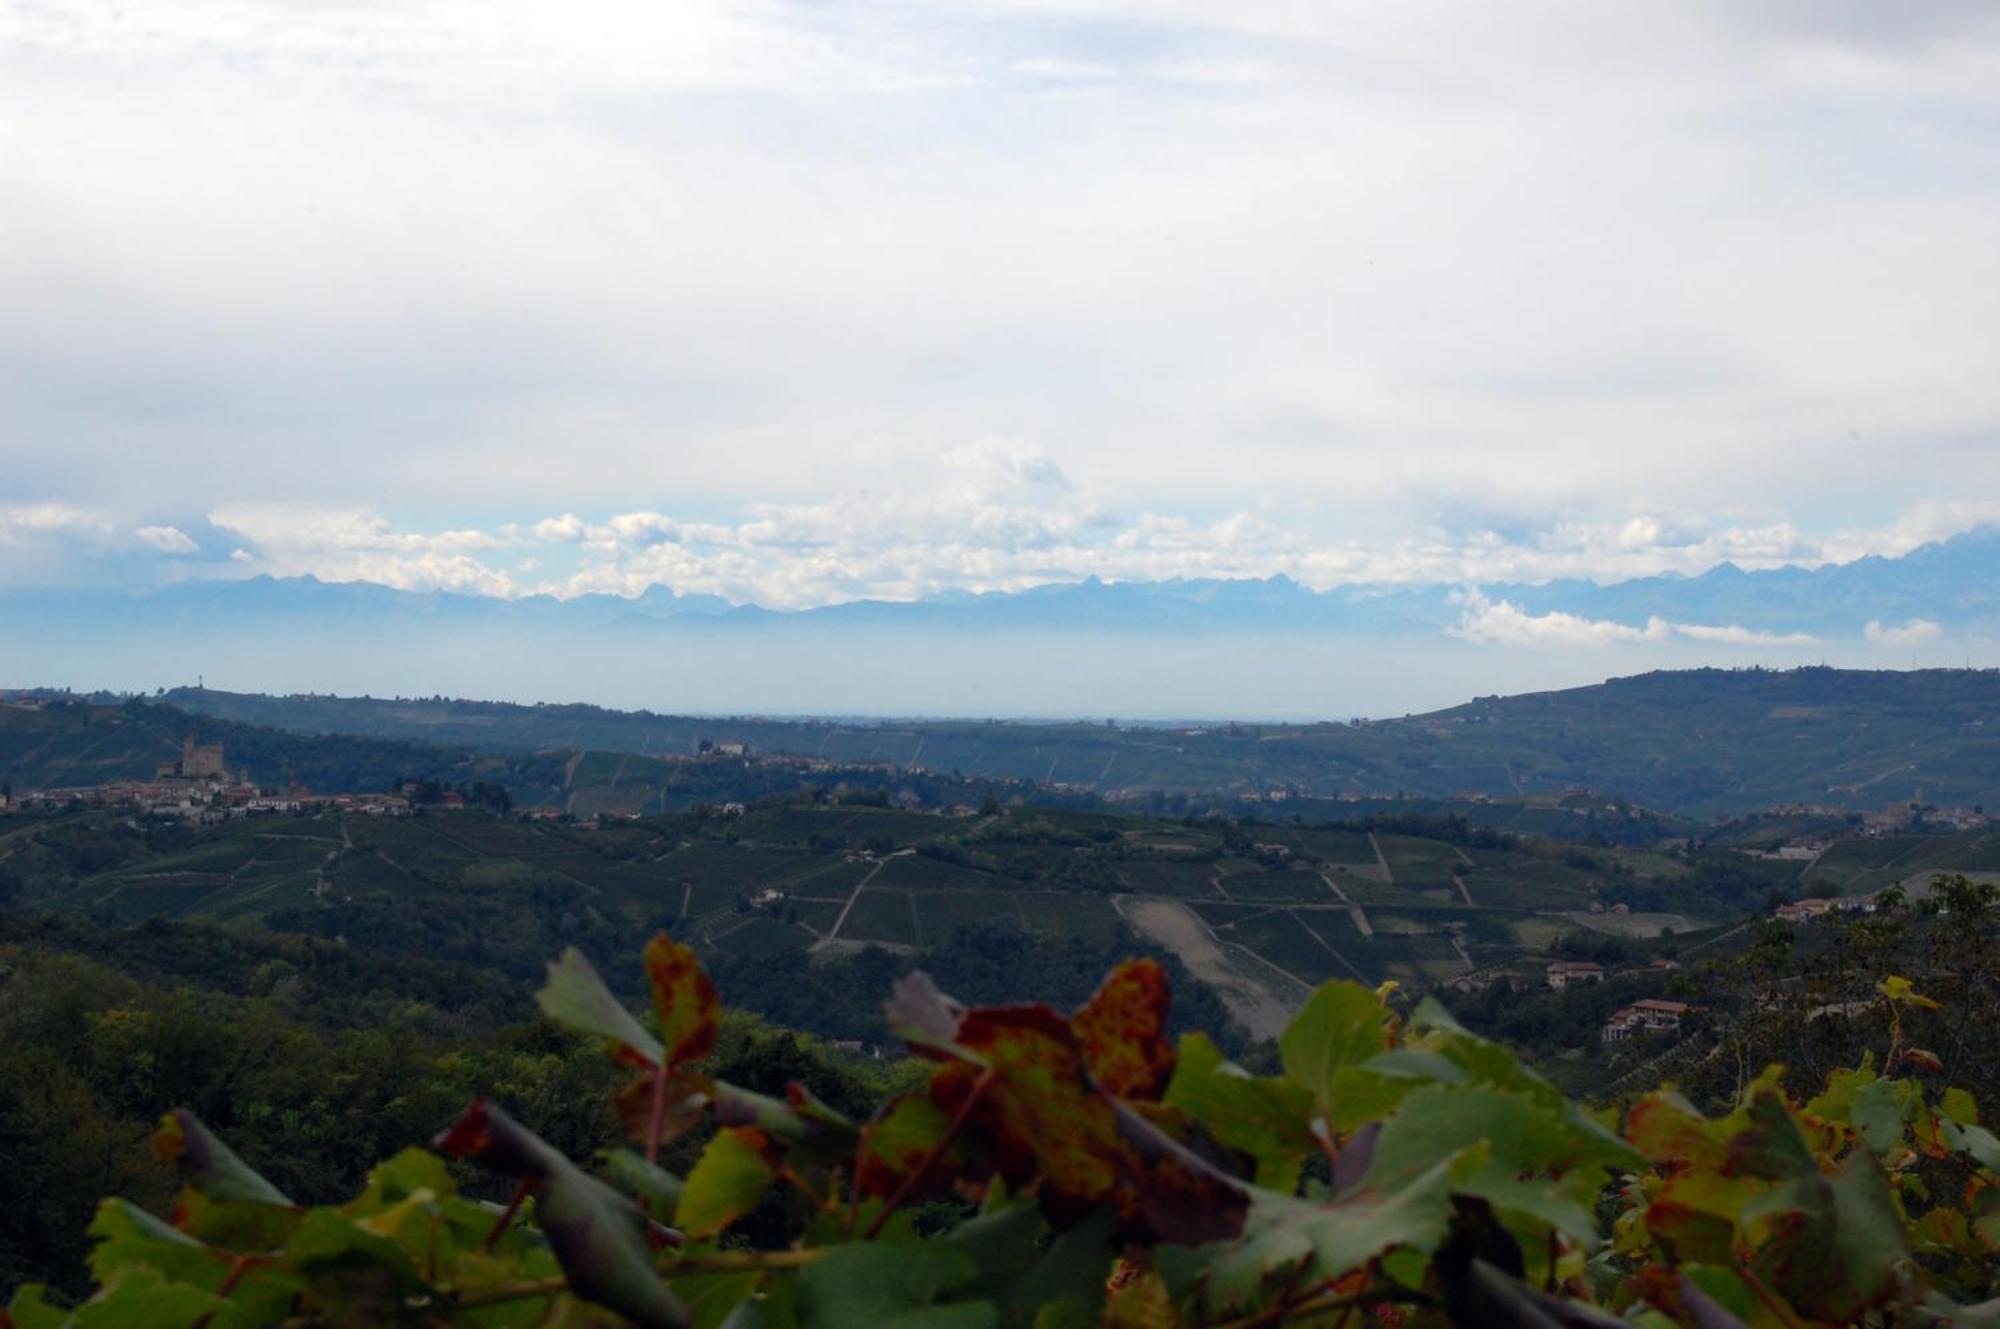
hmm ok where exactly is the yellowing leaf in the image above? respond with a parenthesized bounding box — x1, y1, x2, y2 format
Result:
(1071, 959, 1175, 1101)
(1878, 975, 1940, 1009)
(677, 1128, 777, 1240)
(645, 934, 721, 1069)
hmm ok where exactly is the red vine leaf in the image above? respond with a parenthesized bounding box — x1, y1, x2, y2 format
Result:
(1072, 958, 1176, 1102)
(643, 934, 720, 1069)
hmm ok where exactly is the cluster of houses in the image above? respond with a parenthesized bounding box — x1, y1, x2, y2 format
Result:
(1537, 959, 1697, 1045)
(9, 737, 446, 822)
(1602, 999, 1695, 1044)
(1773, 892, 1886, 924)
(1545, 960, 1605, 989)
(16, 737, 265, 819)
(1543, 956, 1679, 989)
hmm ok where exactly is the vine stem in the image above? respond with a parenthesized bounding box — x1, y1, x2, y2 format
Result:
(446, 1250, 829, 1311)
(482, 1179, 532, 1251)
(1207, 1287, 1421, 1329)
(1737, 1263, 1803, 1329)
(190, 1254, 268, 1329)
(447, 1274, 569, 1308)
(864, 1069, 994, 1240)
(644, 1059, 672, 1165)
(660, 1249, 826, 1273)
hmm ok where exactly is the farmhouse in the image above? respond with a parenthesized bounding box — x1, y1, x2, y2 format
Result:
(1546, 960, 1605, 989)
(1603, 999, 1693, 1044)
(1775, 897, 1838, 924)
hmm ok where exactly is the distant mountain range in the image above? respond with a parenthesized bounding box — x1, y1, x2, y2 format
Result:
(4, 527, 1994, 718)
(5, 525, 1997, 639)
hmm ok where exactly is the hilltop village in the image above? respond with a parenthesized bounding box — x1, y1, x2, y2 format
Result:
(7, 736, 423, 820)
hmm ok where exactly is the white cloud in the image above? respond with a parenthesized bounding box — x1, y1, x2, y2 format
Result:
(44, 484, 1966, 611)
(0, 504, 113, 541)
(134, 525, 199, 554)
(531, 514, 587, 543)
(1449, 589, 1820, 650)
(1673, 622, 1819, 647)
(1865, 617, 1943, 647)
(1450, 591, 1669, 648)
(208, 505, 520, 595)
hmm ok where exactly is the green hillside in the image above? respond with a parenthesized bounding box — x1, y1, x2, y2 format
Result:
(0, 696, 566, 800)
(0, 795, 1815, 1039)
(161, 665, 2000, 815)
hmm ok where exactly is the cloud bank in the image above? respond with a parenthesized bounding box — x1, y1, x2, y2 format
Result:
(1449, 590, 1820, 650)
(1865, 618, 1945, 648)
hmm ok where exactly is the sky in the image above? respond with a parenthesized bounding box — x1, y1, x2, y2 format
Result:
(5, 0, 2000, 611)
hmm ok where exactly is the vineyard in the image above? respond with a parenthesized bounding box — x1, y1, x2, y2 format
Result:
(10, 936, 1999, 1327)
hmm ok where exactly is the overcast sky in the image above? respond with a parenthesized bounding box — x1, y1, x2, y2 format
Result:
(5, 0, 2000, 607)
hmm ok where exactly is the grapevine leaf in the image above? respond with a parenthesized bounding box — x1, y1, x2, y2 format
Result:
(886, 972, 970, 1057)
(677, 1128, 777, 1240)
(1071, 959, 1175, 1101)
(1361, 1084, 1611, 1244)
(4, 1284, 71, 1329)
(1000, 1205, 1118, 1326)
(608, 1148, 686, 1224)
(938, 1202, 1117, 1327)
(1852, 1077, 1916, 1155)
(435, 1097, 689, 1329)
(1278, 981, 1389, 1120)
(946, 1004, 1128, 1209)
(1360, 1047, 1469, 1085)
(72, 1265, 227, 1329)
(1739, 1146, 1913, 1324)
(1644, 1168, 1765, 1267)
(941, 1202, 1047, 1305)
(163, 1189, 299, 1256)
(1947, 1119, 2000, 1172)
(1162, 1034, 1317, 1193)
(1723, 1090, 1817, 1182)
(285, 1207, 430, 1313)
(796, 1242, 994, 1329)
(1880, 975, 1940, 1009)
(855, 1091, 978, 1202)
(614, 1068, 714, 1150)
(716, 1082, 827, 1144)
(349, 1147, 457, 1211)
(1111, 1099, 1253, 1244)
(1942, 1087, 1980, 1127)
(1324, 1066, 1422, 1136)
(645, 934, 721, 1069)
(86, 1199, 212, 1287)
(671, 1269, 766, 1329)
(540, 947, 665, 1067)
(1189, 1154, 1456, 1316)
(1626, 1090, 1731, 1172)
(152, 1110, 292, 1207)
(1669, 1267, 1758, 1329)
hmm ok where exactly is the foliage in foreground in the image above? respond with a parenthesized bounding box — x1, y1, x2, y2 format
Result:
(9, 939, 2000, 1328)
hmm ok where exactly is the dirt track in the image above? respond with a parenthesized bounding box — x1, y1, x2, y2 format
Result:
(1121, 898, 1296, 1039)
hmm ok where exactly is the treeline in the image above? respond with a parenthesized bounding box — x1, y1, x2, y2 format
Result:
(0, 912, 907, 1301)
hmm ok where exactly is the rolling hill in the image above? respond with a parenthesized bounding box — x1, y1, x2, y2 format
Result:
(0, 795, 1779, 1038)
(161, 666, 2000, 816)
